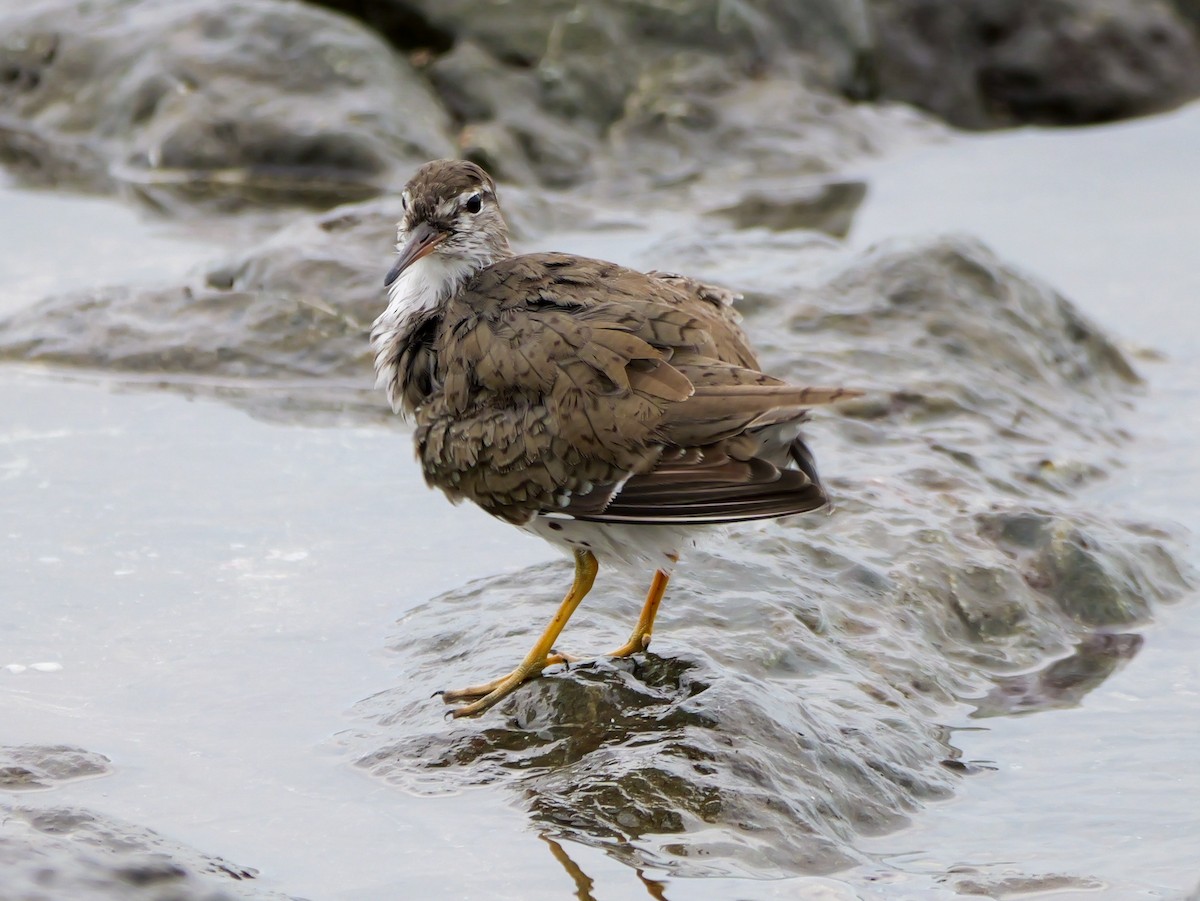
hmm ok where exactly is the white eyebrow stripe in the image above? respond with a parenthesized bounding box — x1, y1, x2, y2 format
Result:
(433, 189, 484, 219)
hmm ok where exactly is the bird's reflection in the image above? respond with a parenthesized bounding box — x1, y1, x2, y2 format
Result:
(541, 833, 669, 901)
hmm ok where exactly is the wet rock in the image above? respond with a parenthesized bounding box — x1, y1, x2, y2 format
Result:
(867, 0, 1200, 128)
(707, 180, 867, 237)
(0, 188, 556, 407)
(603, 56, 923, 193)
(0, 198, 397, 390)
(424, 39, 598, 188)
(339, 236, 1190, 877)
(0, 281, 369, 383)
(350, 568, 957, 877)
(322, 0, 874, 100)
(776, 237, 1140, 455)
(0, 0, 454, 206)
(0, 745, 112, 791)
(310, 0, 906, 189)
(1174, 0, 1200, 31)
(949, 870, 1105, 896)
(0, 805, 295, 900)
(977, 510, 1184, 626)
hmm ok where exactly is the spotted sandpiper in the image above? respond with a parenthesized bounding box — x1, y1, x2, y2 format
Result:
(372, 160, 858, 717)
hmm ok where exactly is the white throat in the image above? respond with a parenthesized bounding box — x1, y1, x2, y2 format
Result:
(370, 251, 478, 412)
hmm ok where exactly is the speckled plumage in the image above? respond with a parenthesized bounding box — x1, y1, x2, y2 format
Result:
(371, 159, 859, 715)
(409, 250, 855, 529)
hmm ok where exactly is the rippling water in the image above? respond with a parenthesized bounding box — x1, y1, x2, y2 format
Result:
(844, 103, 1200, 899)
(2, 103, 1199, 899)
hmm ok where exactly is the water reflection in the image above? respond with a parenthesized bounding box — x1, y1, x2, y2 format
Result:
(971, 632, 1144, 718)
(541, 834, 669, 901)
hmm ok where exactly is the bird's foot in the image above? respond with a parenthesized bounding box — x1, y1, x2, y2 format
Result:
(549, 647, 580, 671)
(439, 549, 599, 717)
(437, 650, 575, 712)
(605, 631, 653, 659)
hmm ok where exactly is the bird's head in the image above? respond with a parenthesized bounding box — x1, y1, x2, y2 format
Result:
(384, 159, 511, 289)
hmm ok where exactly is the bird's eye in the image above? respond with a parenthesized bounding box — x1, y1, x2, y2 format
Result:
(464, 193, 482, 214)
(401, 194, 408, 212)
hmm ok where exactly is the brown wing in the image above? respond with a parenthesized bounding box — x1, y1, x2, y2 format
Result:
(646, 269, 758, 369)
(415, 253, 856, 525)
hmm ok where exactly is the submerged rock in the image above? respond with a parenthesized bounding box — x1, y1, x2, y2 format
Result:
(973, 631, 1144, 718)
(867, 0, 1200, 128)
(348, 504, 1183, 878)
(350, 564, 959, 875)
(0, 805, 293, 900)
(950, 870, 1106, 897)
(707, 180, 867, 237)
(0, 0, 454, 207)
(0, 745, 112, 791)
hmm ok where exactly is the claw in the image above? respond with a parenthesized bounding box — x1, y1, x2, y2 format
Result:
(436, 549, 599, 718)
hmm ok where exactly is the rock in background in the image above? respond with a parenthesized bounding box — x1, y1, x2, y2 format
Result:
(1, 0, 893, 203)
(866, 0, 1200, 128)
(311, 0, 884, 188)
(0, 0, 454, 206)
(2, 0, 1198, 210)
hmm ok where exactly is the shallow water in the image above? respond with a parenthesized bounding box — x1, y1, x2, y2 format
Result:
(0, 181, 227, 318)
(843, 105, 1200, 898)
(2, 102, 1199, 899)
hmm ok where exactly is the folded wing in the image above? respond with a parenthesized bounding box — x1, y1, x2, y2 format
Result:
(417, 253, 858, 525)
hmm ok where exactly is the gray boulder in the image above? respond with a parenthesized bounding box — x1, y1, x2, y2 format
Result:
(312, 0, 887, 188)
(867, 0, 1200, 128)
(0, 805, 298, 900)
(0, 745, 112, 791)
(1174, 0, 1200, 30)
(0, 0, 926, 200)
(0, 0, 454, 207)
(316, 0, 874, 103)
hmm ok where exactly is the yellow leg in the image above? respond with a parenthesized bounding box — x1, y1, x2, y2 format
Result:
(434, 650, 577, 701)
(441, 548, 598, 717)
(607, 569, 670, 658)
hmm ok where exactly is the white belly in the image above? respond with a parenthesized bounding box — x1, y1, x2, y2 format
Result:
(521, 516, 704, 573)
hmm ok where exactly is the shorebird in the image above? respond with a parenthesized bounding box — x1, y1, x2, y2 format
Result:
(372, 160, 857, 717)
